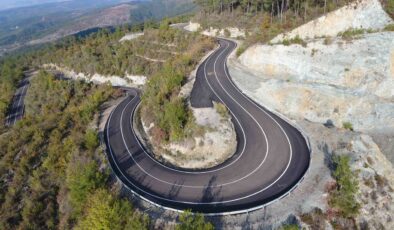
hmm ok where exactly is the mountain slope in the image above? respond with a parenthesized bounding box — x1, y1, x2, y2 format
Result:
(0, 0, 195, 56)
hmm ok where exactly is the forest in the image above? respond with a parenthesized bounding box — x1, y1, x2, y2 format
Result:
(0, 14, 216, 228)
(192, 0, 385, 53)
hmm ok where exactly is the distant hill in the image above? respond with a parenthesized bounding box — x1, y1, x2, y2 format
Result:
(0, 0, 196, 56)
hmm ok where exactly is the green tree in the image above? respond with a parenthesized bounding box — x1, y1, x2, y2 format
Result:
(66, 158, 107, 216)
(76, 189, 149, 230)
(176, 210, 214, 230)
(84, 129, 99, 151)
(329, 155, 360, 218)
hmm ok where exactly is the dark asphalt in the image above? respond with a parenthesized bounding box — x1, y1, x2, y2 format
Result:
(5, 76, 30, 126)
(104, 38, 310, 214)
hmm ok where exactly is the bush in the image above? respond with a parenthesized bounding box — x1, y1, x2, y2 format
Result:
(66, 158, 107, 216)
(76, 189, 149, 230)
(323, 36, 333, 45)
(281, 35, 307, 47)
(338, 28, 365, 40)
(214, 102, 229, 119)
(223, 28, 231, 37)
(280, 224, 299, 230)
(236, 45, 246, 57)
(381, 0, 394, 19)
(384, 24, 394, 31)
(176, 210, 214, 230)
(84, 129, 99, 151)
(342, 122, 353, 131)
(329, 155, 360, 218)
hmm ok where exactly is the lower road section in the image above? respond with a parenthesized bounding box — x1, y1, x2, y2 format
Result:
(6, 75, 30, 126)
(104, 38, 310, 214)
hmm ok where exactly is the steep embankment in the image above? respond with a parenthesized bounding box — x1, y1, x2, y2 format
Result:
(227, 0, 394, 228)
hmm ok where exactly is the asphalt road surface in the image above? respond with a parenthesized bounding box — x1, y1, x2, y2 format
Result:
(104, 38, 310, 214)
(5, 75, 30, 126)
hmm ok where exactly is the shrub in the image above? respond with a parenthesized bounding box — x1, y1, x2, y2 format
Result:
(223, 28, 231, 37)
(84, 129, 99, 151)
(384, 24, 394, 31)
(338, 28, 365, 40)
(214, 102, 229, 119)
(281, 35, 307, 47)
(342, 122, 353, 131)
(329, 155, 360, 218)
(280, 224, 299, 230)
(76, 189, 149, 230)
(323, 36, 333, 45)
(381, 0, 394, 19)
(176, 210, 214, 230)
(236, 45, 246, 57)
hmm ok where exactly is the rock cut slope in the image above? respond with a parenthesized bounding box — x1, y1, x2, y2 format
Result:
(272, 0, 392, 42)
(237, 0, 393, 132)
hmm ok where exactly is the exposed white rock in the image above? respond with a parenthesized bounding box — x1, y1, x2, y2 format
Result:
(236, 32, 394, 131)
(272, 0, 393, 42)
(184, 22, 201, 32)
(119, 32, 144, 42)
(160, 104, 237, 169)
(202, 26, 246, 38)
(43, 63, 146, 88)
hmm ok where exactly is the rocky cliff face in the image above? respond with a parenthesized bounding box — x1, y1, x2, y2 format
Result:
(271, 0, 392, 42)
(238, 32, 394, 132)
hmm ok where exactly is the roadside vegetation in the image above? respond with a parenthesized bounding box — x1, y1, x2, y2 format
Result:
(194, 0, 354, 54)
(384, 23, 394, 31)
(141, 22, 215, 142)
(33, 19, 211, 78)
(301, 155, 360, 229)
(0, 70, 153, 229)
(381, 0, 394, 18)
(329, 155, 360, 218)
(0, 58, 25, 131)
(342, 121, 354, 131)
(279, 35, 307, 47)
(176, 210, 214, 230)
(0, 15, 216, 228)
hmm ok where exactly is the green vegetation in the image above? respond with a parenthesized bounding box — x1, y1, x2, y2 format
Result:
(236, 45, 247, 57)
(281, 35, 307, 47)
(76, 189, 149, 230)
(194, 0, 352, 55)
(384, 23, 394, 31)
(176, 210, 214, 230)
(141, 26, 215, 142)
(323, 36, 333, 45)
(280, 224, 300, 230)
(223, 28, 231, 37)
(0, 15, 218, 228)
(381, 0, 394, 19)
(84, 129, 100, 151)
(342, 121, 354, 131)
(0, 69, 149, 229)
(329, 155, 360, 218)
(338, 28, 366, 40)
(214, 102, 229, 119)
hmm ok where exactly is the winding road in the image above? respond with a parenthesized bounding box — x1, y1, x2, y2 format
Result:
(5, 75, 30, 126)
(104, 38, 310, 214)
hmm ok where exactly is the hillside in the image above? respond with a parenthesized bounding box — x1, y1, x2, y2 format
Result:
(0, 0, 196, 56)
